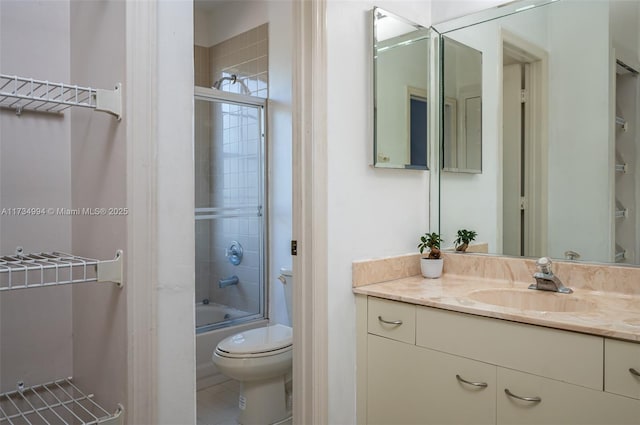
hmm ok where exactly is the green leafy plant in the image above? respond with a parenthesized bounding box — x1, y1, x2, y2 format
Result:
(454, 229, 477, 252)
(418, 232, 443, 260)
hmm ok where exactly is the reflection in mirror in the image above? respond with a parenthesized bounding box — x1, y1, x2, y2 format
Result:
(442, 36, 483, 173)
(437, 0, 640, 266)
(373, 7, 430, 169)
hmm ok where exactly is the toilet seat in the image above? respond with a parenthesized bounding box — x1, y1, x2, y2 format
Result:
(215, 324, 292, 359)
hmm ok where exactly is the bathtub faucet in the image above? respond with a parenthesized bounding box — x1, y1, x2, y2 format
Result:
(219, 275, 239, 288)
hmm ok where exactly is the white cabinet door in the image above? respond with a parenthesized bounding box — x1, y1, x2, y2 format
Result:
(605, 338, 640, 400)
(498, 367, 640, 425)
(367, 334, 427, 425)
(420, 347, 496, 425)
(368, 334, 496, 425)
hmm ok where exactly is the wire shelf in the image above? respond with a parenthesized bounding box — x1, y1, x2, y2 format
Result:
(0, 74, 121, 120)
(0, 377, 123, 425)
(0, 250, 122, 291)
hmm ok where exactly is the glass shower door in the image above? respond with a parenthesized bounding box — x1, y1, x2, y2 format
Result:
(194, 88, 266, 332)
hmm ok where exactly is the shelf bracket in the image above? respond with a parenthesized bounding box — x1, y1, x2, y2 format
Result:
(95, 83, 122, 121)
(616, 115, 628, 132)
(111, 403, 126, 425)
(97, 249, 124, 287)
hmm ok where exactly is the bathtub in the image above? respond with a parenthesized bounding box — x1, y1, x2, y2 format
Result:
(195, 303, 267, 389)
(196, 303, 254, 328)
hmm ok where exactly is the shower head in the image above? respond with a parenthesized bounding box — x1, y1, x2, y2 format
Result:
(212, 74, 237, 90)
(212, 74, 251, 95)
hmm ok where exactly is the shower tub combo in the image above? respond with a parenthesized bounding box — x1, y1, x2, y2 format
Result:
(194, 85, 268, 389)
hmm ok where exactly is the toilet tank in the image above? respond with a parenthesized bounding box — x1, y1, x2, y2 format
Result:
(279, 267, 293, 325)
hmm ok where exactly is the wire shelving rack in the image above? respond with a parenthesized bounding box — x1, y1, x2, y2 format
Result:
(0, 74, 121, 120)
(0, 378, 124, 425)
(0, 249, 123, 291)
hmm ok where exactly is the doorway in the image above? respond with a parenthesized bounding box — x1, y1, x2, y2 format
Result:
(501, 32, 548, 258)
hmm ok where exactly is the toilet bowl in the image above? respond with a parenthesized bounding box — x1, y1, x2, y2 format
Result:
(212, 267, 293, 425)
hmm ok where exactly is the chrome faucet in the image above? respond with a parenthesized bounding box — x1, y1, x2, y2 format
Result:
(528, 257, 573, 294)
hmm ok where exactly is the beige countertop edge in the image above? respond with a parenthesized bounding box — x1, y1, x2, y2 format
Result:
(353, 275, 640, 343)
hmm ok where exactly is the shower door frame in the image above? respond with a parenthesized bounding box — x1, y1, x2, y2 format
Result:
(194, 86, 269, 334)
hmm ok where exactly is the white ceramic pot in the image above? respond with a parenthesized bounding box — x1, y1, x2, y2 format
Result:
(420, 258, 443, 279)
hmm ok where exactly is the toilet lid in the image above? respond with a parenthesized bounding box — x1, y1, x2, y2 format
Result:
(217, 324, 292, 355)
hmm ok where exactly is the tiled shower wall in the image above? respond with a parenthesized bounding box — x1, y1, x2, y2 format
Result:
(210, 23, 268, 98)
(194, 25, 268, 320)
(195, 24, 268, 97)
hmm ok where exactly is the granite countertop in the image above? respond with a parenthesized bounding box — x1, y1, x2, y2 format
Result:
(353, 273, 640, 342)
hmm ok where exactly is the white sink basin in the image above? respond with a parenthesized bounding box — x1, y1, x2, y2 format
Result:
(468, 288, 596, 313)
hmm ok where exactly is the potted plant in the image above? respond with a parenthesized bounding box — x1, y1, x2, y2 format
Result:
(418, 232, 444, 278)
(454, 229, 478, 252)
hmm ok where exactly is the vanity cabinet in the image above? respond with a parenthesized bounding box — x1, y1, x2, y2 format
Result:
(357, 295, 640, 424)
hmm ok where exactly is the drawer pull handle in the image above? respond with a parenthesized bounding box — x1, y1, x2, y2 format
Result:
(456, 374, 488, 388)
(629, 368, 640, 377)
(377, 316, 403, 325)
(504, 389, 541, 403)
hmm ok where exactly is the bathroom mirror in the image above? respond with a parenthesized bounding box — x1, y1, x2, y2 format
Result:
(442, 36, 483, 173)
(373, 7, 430, 169)
(436, 0, 640, 266)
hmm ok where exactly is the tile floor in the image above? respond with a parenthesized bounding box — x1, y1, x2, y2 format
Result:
(197, 379, 241, 425)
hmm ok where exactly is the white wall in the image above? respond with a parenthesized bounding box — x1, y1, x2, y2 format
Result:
(547, 1, 610, 261)
(199, 0, 293, 326)
(610, 0, 640, 64)
(70, 0, 127, 412)
(326, 1, 431, 423)
(0, 0, 73, 393)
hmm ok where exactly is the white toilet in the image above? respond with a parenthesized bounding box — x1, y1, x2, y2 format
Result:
(212, 267, 293, 425)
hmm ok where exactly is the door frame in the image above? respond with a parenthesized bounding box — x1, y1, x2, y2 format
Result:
(500, 29, 549, 258)
(292, 0, 329, 423)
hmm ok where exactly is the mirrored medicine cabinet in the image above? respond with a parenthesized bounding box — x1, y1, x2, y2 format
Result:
(373, 7, 482, 173)
(373, 7, 430, 170)
(375, 0, 640, 269)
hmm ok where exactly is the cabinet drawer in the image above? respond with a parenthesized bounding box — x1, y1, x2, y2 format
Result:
(416, 306, 603, 389)
(421, 348, 497, 425)
(368, 297, 415, 344)
(498, 367, 640, 425)
(605, 338, 640, 400)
